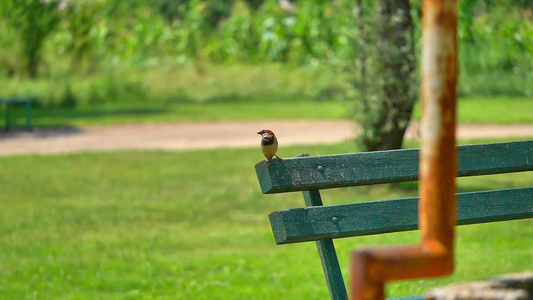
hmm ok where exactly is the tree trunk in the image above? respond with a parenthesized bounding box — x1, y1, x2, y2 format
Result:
(26, 48, 39, 78)
(361, 0, 416, 151)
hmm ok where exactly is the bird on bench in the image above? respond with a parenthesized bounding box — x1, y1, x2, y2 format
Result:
(257, 129, 282, 161)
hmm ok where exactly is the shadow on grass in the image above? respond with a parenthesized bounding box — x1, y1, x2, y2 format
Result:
(0, 126, 83, 140)
(0, 106, 172, 138)
(38, 107, 169, 119)
(26, 106, 172, 127)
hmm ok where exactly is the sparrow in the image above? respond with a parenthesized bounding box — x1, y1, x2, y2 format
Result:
(257, 129, 281, 161)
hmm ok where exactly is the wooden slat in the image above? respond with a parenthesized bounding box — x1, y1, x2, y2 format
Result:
(256, 141, 533, 194)
(269, 188, 533, 244)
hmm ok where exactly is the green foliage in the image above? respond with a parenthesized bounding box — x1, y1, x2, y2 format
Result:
(2, 0, 61, 77)
(458, 3, 533, 96)
(62, 1, 102, 72)
(0, 0, 530, 99)
(0, 62, 348, 107)
(147, 0, 190, 23)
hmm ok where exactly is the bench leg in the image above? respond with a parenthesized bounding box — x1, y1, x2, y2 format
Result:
(24, 102, 32, 131)
(303, 190, 348, 300)
(5, 104, 10, 130)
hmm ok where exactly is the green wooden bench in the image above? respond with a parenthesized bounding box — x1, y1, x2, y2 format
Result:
(255, 140, 533, 300)
(0, 97, 33, 131)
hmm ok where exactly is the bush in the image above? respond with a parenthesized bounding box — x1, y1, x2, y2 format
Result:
(0, 0, 530, 102)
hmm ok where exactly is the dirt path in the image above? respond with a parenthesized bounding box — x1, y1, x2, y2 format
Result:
(1, 121, 532, 156)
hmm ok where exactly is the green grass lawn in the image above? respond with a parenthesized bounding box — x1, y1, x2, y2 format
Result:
(1, 141, 531, 299)
(3, 96, 532, 128)
(413, 96, 533, 124)
(25, 99, 348, 127)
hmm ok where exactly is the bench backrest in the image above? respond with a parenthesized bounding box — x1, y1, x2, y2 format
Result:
(255, 140, 533, 299)
(0, 97, 35, 104)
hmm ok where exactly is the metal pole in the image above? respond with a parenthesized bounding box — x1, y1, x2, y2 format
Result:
(350, 0, 458, 299)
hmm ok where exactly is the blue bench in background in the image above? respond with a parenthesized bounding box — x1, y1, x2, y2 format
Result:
(0, 98, 33, 131)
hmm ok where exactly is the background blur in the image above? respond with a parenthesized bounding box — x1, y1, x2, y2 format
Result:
(0, 0, 531, 109)
(0, 0, 532, 299)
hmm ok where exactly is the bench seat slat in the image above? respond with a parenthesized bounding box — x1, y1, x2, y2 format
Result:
(269, 187, 533, 244)
(256, 141, 533, 194)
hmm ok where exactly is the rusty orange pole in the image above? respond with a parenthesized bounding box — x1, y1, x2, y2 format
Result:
(350, 0, 458, 299)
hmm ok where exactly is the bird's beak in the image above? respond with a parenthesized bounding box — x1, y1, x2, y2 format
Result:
(257, 131, 262, 135)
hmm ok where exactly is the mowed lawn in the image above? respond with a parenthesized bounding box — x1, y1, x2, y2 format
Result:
(1, 142, 532, 299)
(5, 96, 532, 127)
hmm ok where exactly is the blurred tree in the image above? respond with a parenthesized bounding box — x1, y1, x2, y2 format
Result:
(146, 0, 264, 24)
(460, 0, 477, 43)
(3, 0, 60, 78)
(358, 0, 416, 151)
(64, 1, 101, 73)
(147, 0, 190, 23)
(205, 0, 235, 27)
(244, 0, 265, 11)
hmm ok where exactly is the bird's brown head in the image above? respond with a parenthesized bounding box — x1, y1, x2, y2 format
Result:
(257, 129, 275, 137)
